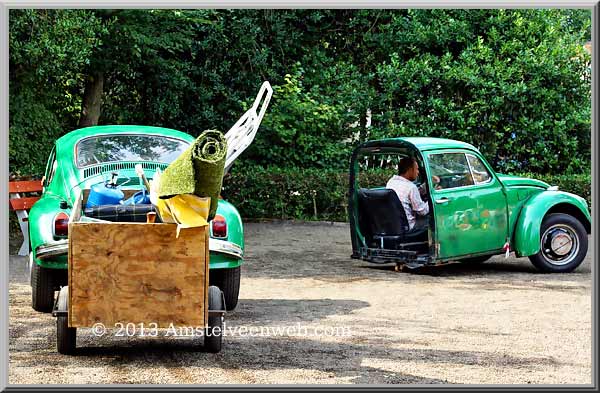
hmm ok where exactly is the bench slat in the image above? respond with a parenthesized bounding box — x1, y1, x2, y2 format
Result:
(9, 180, 43, 193)
(9, 196, 40, 211)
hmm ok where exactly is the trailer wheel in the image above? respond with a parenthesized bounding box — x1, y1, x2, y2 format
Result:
(210, 266, 240, 310)
(31, 261, 55, 313)
(204, 286, 223, 353)
(56, 286, 76, 355)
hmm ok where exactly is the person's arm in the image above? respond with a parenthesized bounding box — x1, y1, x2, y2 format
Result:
(409, 186, 429, 216)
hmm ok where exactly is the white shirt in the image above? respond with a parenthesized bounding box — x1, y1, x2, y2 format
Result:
(386, 175, 429, 229)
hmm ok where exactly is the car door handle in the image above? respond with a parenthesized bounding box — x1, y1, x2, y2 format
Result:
(435, 197, 451, 204)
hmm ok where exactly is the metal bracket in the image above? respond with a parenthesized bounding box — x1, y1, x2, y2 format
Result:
(51, 294, 67, 317)
(224, 81, 273, 172)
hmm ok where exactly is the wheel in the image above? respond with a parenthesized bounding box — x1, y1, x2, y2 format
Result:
(461, 255, 492, 264)
(56, 286, 76, 355)
(528, 213, 588, 273)
(204, 286, 224, 353)
(210, 266, 240, 310)
(31, 261, 55, 312)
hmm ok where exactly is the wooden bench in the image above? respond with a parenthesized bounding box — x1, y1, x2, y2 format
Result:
(9, 180, 43, 256)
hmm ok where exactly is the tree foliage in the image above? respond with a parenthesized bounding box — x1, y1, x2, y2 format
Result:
(9, 9, 591, 176)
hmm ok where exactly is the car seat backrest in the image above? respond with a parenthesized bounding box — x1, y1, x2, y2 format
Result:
(357, 188, 410, 239)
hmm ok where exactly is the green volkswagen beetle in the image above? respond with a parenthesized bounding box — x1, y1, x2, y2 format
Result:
(28, 82, 273, 313)
(28, 125, 241, 313)
(349, 137, 591, 273)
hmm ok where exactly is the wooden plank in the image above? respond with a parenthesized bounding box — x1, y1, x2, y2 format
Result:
(68, 222, 207, 328)
(9, 196, 40, 211)
(70, 190, 83, 223)
(9, 180, 43, 193)
(204, 229, 209, 322)
(68, 190, 82, 328)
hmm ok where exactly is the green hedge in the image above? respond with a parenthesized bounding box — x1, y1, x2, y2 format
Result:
(9, 10, 592, 176)
(222, 167, 591, 222)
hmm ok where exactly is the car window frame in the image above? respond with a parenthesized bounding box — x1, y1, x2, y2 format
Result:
(425, 149, 498, 194)
(43, 145, 57, 188)
(73, 133, 192, 169)
(465, 152, 493, 186)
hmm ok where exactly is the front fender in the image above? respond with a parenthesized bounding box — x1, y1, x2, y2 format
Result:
(514, 191, 591, 257)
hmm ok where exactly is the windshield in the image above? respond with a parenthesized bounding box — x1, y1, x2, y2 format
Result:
(76, 134, 190, 167)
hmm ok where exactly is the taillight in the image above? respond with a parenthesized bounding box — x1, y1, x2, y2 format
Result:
(211, 214, 227, 238)
(54, 212, 69, 237)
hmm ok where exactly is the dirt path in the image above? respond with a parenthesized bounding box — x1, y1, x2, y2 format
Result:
(9, 222, 592, 384)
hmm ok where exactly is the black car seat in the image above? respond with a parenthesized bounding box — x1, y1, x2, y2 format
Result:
(357, 188, 428, 249)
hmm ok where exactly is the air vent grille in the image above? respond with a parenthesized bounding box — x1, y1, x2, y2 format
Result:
(82, 162, 168, 179)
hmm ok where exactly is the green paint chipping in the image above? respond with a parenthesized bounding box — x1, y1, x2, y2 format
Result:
(158, 129, 227, 220)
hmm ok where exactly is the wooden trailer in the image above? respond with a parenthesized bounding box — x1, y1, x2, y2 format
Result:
(52, 191, 225, 354)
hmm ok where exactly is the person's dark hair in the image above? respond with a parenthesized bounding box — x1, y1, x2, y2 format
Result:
(397, 156, 416, 175)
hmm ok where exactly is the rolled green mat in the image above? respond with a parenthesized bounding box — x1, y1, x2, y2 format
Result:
(158, 129, 227, 220)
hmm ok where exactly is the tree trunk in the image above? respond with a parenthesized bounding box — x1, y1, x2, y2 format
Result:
(78, 71, 104, 127)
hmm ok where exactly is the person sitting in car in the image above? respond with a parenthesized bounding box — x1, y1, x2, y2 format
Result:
(386, 157, 435, 231)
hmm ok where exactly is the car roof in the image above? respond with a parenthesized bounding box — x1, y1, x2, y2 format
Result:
(56, 125, 195, 149)
(389, 137, 478, 151)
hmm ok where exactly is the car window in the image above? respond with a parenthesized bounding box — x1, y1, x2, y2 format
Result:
(75, 134, 190, 167)
(466, 154, 492, 184)
(43, 147, 57, 186)
(428, 152, 474, 190)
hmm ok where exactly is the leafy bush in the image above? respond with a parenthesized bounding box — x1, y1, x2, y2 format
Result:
(9, 91, 62, 175)
(223, 167, 591, 222)
(222, 166, 349, 221)
(516, 172, 591, 208)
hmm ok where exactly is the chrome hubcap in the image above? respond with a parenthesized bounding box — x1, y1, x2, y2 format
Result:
(541, 224, 579, 266)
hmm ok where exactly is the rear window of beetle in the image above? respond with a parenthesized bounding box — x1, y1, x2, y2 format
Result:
(76, 134, 190, 167)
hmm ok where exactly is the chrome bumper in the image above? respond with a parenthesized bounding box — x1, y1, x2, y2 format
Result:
(209, 238, 243, 259)
(35, 238, 243, 260)
(35, 239, 68, 260)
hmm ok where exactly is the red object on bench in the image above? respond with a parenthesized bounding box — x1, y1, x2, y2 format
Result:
(9, 180, 43, 256)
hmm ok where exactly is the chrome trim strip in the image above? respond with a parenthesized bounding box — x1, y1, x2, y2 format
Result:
(36, 238, 244, 259)
(209, 238, 243, 259)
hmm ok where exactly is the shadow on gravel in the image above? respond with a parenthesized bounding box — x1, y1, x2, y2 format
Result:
(14, 332, 563, 384)
(361, 257, 589, 278)
(225, 298, 370, 324)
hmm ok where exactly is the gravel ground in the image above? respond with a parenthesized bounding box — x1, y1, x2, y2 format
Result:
(9, 222, 592, 385)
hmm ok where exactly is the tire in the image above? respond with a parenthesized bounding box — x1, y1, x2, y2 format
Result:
(31, 261, 55, 313)
(210, 266, 240, 311)
(56, 286, 76, 355)
(528, 213, 588, 273)
(461, 255, 492, 264)
(204, 286, 224, 353)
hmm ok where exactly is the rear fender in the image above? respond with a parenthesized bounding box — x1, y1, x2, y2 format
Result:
(29, 195, 70, 268)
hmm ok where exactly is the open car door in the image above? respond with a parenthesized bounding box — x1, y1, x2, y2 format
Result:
(425, 150, 508, 260)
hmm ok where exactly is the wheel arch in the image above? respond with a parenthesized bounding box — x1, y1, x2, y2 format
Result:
(514, 191, 591, 257)
(546, 203, 591, 234)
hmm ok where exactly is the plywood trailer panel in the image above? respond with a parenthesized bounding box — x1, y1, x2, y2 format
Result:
(68, 222, 208, 328)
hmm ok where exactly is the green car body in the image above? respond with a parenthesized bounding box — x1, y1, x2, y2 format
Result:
(29, 125, 243, 311)
(349, 137, 591, 272)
